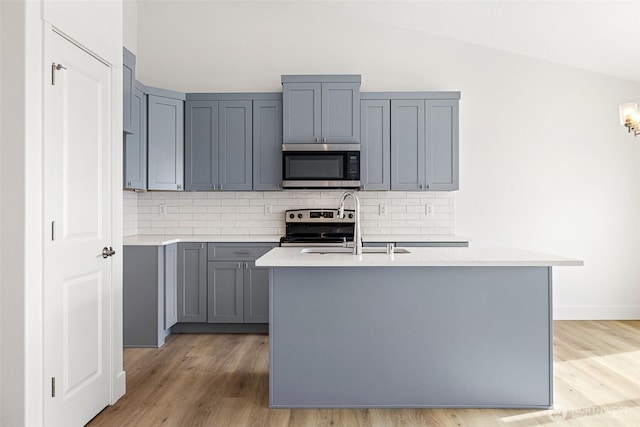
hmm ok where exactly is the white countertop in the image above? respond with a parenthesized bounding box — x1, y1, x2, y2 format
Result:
(123, 234, 470, 246)
(255, 247, 583, 267)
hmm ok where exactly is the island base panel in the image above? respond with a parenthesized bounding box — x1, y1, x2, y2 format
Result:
(269, 266, 552, 408)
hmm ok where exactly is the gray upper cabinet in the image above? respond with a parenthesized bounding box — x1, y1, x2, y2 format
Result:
(122, 47, 136, 134)
(282, 75, 361, 144)
(218, 101, 252, 190)
(185, 99, 252, 191)
(177, 243, 207, 323)
(282, 82, 321, 144)
(360, 99, 390, 190)
(164, 243, 178, 329)
(322, 82, 360, 143)
(147, 88, 185, 191)
(185, 100, 218, 190)
(391, 99, 426, 191)
(362, 92, 460, 192)
(185, 93, 281, 191)
(253, 99, 283, 190)
(426, 99, 459, 191)
(123, 83, 147, 190)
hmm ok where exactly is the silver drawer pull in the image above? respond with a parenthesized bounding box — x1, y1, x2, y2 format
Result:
(234, 251, 251, 255)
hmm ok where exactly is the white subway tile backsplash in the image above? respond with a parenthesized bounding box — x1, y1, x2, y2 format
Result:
(123, 191, 455, 237)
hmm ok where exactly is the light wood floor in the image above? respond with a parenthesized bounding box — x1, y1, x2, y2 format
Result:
(88, 321, 640, 426)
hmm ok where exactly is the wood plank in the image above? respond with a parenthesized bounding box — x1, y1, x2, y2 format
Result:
(88, 321, 640, 426)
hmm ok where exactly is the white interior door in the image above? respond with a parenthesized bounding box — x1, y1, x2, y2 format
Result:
(44, 31, 112, 427)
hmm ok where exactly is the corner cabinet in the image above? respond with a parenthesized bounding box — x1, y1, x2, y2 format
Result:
(360, 92, 460, 191)
(147, 87, 185, 191)
(124, 82, 147, 190)
(282, 75, 361, 144)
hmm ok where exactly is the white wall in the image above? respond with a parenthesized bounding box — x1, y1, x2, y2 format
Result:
(135, 1, 640, 319)
(123, 0, 137, 53)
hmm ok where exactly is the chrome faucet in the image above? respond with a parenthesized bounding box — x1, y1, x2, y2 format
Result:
(337, 191, 362, 255)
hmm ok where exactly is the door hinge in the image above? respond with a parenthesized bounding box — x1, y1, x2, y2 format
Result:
(51, 221, 56, 241)
(51, 62, 67, 86)
(51, 377, 56, 397)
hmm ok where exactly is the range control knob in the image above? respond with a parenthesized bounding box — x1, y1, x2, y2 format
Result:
(348, 213, 354, 219)
(289, 213, 295, 219)
(298, 213, 303, 219)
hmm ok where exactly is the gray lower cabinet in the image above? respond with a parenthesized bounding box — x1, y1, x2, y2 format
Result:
(184, 99, 253, 190)
(147, 89, 185, 191)
(244, 262, 270, 323)
(207, 262, 244, 323)
(123, 83, 147, 190)
(206, 243, 275, 324)
(123, 245, 173, 348)
(360, 99, 390, 190)
(122, 47, 135, 134)
(253, 99, 283, 190)
(177, 243, 207, 323)
(282, 75, 361, 144)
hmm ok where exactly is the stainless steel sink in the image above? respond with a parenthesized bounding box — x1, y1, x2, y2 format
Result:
(300, 247, 410, 255)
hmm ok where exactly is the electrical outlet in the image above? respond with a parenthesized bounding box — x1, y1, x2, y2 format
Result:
(264, 204, 272, 215)
(426, 204, 435, 216)
(379, 204, 387, 216)
(158, 204, 166, 215)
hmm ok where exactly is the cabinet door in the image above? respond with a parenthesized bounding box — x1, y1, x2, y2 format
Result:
(164, 243, 178, 329)
(122, 48, 135, 134)
(253, 99, 283, 190)
(185, 100, 219, 190)
(322, 82, 360, 144)
(207, 262, 244, 323)
(391, 100, 425, 191)
(177, 243, 207, 323)
(243, 262, 270, 323)
(148, 95, 184, 190)
(218, 101, 252, 190)
(283, 82, 321, 144)
(360, 100, 390, 190)
(426, 99, 459, 191)
(124, 85, 147, 190)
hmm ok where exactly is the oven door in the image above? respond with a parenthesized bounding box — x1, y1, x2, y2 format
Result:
(282, 144, 360, 188)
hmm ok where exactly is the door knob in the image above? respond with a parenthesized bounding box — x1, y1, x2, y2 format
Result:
(102, 247, 116, 258)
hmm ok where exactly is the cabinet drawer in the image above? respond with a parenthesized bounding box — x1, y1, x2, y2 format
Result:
(207, 243, 275, 261)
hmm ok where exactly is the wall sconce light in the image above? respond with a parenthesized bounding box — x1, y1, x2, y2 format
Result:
(620, 103, 640, 137)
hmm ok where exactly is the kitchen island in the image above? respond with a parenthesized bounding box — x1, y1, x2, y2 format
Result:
(255, 247, 582, 409)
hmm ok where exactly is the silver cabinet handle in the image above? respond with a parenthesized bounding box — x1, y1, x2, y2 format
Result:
(323, 137, 326, 143)
(234, 251, 251, 255)
(220, 184, 223, 190)
(316, 137, 319, 143)
(177, 184, 182, 190)
(245, 262, 249, 269)
(102, 246, 116, 258)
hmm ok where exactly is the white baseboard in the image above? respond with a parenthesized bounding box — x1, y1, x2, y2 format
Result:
(554, 305, 640, 320)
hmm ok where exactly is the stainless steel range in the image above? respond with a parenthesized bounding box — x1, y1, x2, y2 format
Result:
(280, 208, 356, 247)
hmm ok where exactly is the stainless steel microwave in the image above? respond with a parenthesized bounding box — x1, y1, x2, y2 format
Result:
(282, 144, 361, 189)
